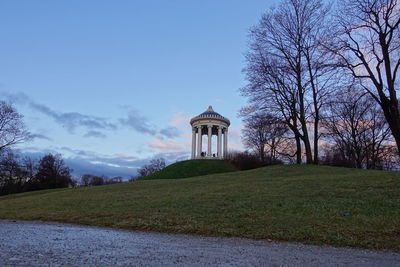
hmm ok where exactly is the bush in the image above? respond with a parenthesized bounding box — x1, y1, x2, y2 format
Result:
(226, 151, 283, 170)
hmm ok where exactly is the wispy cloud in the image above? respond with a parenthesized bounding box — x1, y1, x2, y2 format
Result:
(16, 146, 186, 178)
(29, 133, 52, 141)
(146, 135, 190, 153)
(83, 130, 107, 138)
(170, 112, 191, 127)
(159, 126, 181, 138)
(4, 92, 117, 134)
(143, 112, 192, 154)
(29, 103, 117, 133)
(4, 92, 193, 141)
(119, 110, 157, 135)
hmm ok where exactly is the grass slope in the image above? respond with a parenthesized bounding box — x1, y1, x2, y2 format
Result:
(141, 159, 238, 180)
(0, 165, 399, 251)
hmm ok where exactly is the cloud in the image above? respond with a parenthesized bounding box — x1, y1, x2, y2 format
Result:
(146, 135, 190, 153)
(227, 124, 245, 152)
(16, 146, 191, 179)
(3, 92, 117, 134)
(114, 152, 138, 160)
(142, 112, 193, 154)
(4, 92, 191, 140)
(159, 126, 181, 138)
(64, 157, 138, 178)
(16, 146, 146, 178)
(29, 102, 117, 133)
(64, 151, 189, 179)
(119, 110, 157, 135)
(3, 91, 30, 104)
(170, 112, 191, 127)
(83, 130, 107, 138)
(29, 133, 52, 141)
(58, 146, 141, 167)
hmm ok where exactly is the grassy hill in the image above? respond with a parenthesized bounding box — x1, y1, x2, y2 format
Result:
(0, 164, 399, 251)
(141, 159, 238, 180)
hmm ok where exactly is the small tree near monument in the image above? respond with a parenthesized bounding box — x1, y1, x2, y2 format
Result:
(137, 158, 166, 178)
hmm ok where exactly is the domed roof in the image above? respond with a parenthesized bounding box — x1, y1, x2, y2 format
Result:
(200, 106, 223, 116)
(190, 106, 230, 126)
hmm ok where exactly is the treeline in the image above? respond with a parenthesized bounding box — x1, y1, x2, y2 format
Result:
(81, 174, 123, 186)
(0, 151, 75, 196)
(0, 149, 126, 196)
(241, 0, 400, 170)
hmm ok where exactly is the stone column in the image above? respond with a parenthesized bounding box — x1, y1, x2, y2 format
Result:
(191, 128, 196, 159)
(223, 128, 228, 158)
(197, 126, 202, 157)
(217, 126, 222, 158)
(207, 125, 212, 158)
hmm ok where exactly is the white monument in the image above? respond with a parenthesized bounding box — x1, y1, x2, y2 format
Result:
(190, 106, 230, 159)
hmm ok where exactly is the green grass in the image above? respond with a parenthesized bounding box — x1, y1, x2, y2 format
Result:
(0, 164, 399, 251)
(141, 159, 238, 180)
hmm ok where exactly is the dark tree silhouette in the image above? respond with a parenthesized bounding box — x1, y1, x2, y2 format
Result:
(0, 151, 38, 195)
(30, 154, 74, 190)
(0, 150, 25, 195)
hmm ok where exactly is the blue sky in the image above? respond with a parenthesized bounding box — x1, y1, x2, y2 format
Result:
(0, 0, 277, 178)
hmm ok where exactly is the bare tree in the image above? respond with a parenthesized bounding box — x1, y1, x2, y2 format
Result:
(242, 0, 334, 164)
(322, 88, 395, 169)
(241, 111, 288, 163)
(137, 158, 166, 178)
(331, 0, 400, 155)
(0, 101, 30, 151)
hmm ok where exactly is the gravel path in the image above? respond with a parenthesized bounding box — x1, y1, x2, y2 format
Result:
(0, 220, 399, 266)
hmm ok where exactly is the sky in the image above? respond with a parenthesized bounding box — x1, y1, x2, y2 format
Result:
(0, 0, 278, 178)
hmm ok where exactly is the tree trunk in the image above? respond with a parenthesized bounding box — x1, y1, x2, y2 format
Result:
(384, 105, 400, 156)
(295, 135, 302, 164)
(313, 118, 319, 164)
(305, 49, 320, 164)
(297, 54, 313, 164)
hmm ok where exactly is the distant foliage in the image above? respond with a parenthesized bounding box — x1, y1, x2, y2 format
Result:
(137, 158, 166, 178)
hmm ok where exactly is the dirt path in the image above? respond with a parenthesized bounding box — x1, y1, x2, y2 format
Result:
(0, 220, 399, 266)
